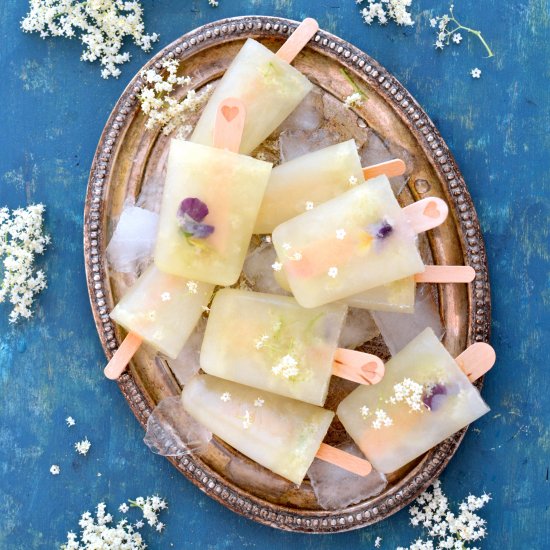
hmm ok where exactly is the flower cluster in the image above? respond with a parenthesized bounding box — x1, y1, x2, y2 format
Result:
(75, 437, 92, 456)
(344, 92, 364, 109)
(138, 59, 213, 134)
(220, 392, 231, 402)
(21, 0, 159, 79)
(358, 0, 414, 27)
(272, 354, 299, 379)
(0, 204, 49, 323)
(430, 4, 494, 58)
(62, 496, 168, 549)
(397, 480, 490, 549)
(387, 377, 424, 412)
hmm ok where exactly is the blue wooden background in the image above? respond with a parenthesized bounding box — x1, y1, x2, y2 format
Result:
(1, 1, 548, 548)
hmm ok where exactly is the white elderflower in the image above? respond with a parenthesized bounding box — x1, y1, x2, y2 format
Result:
(21, 0, 159, 79)
(452, 32, 463, 44)
(290, 251, 302, 261)
(335, 228, 347, 240)
(358, 0, 414, 27)
(75, 437, 91, 456)
(160, 291, 171, 302)
(372, 408, 393, 429)
(282, 242, 292, 251)
(471, 68, 482, 79)
(155, 521, 165, 532)
(254, 397, 265, 408)
(208, 0, 219, 6)
(186, 280, 198, 294)
(119, 502, 129, 513)
(138, 58, 214, 134)
(65, 416, 76, 427)
(328, 266, 338, 278)
(0, 204, 50, 323)
(271, 261, 283, 272)
(220, 392, 231, 402)
(305, 201, 314, 211)
(360, 405, 370, 419)
(254, 334, 270, 350)
(241, 409, 253, 429)
(272, 354, 299, 379)
(344, 92, 364, 109)
(375, 536, 382, 548)
(50, 464, 60, 475)
(348, 175, 358, 186)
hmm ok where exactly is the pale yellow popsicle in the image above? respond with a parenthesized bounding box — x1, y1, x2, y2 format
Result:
(337, 328, 490, 473)
(191, 38, 313, 155)
(154, 139, 272, 286)
(200, 288, 348, 405)
(109, 265, 214, 359)
(272, 175, 425, 308)
(181, 374, 334, 485)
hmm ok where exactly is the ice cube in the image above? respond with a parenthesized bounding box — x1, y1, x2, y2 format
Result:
(371, 284, 444, 356)
(106, 205, 158, 273)
(242, 240, 292, 296)
(308, 441, 387, 510)
(338, 307, 380, 350)
(136, 146, 169, 213)
(359, 130, 407, 196)
(276, 89, 324, 133)
(143, 396, 212, 457)
(279, 128, 340, 163)
(166, 316, 207, 385)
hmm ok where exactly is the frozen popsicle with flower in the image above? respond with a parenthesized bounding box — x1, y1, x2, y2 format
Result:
(154, 99, 273, 286)
(181, 374, 372, 485)
(105, 265, 214, 379)
(336, 328, 494, 473)
(254, 139, 406, 234)
(272, 175, 449, 308)
(200, 289, 384, 406)
(191, 19, 318, 154)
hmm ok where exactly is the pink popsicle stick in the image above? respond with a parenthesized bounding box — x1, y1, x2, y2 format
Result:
(275, 18, 319, 63)
(362, 158, 406, 180)
(332, 348, 385, 385)
(414, 265, 476, 283)
(104, 331, 143, 380)
(403, 197, 449, 234)
(315, 442, 373, 476)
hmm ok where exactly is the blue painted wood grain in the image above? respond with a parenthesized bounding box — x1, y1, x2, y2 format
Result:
(0, 0, 548, 547)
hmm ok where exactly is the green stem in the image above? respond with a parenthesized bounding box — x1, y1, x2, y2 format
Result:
(449, 7, 494, 58)
(340, 68, 368, 98)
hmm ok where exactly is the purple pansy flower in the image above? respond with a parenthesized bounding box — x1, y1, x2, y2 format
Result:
(422, 383, 448, 411)
(374, 218, 393, 239)
(177, 197, 214, 239)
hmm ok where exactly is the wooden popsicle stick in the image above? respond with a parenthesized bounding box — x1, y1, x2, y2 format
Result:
(104, 331, 143, 380)
(315, 442, 373, 476)
(414, 265, 476, 283)
(403, 197, 449, 234)
(332, 348, 385, 385)
(362, 158, 406, 180)
(213, 98, 246, 153)
(455, 342, 496, 382)
(275, 18, 319, 63)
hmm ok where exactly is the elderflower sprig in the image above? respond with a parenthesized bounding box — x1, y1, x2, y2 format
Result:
(357, 0, 415, 27)
(21, 0, 159, 79)
(137, 58, 213, 135)
(0, 204, 50, 323)
(431, 4, 494, 58)
(340, 68, 368, 107)
(397, 480, 491, 549)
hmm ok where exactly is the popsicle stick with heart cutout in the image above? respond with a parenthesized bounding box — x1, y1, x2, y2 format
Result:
(403, 197, 449, 234)
(332, 348, 385, 385)
(105, 99, 247, 381)
(275, 18, 319, 63)
(317, 341, 496, 476)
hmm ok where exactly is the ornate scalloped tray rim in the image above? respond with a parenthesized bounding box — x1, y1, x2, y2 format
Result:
(83, 15, 491, 533)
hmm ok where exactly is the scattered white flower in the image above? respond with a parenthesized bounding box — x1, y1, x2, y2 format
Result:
(348, 175, 359, 186)
(220, 392, 231, 402)
(471, 67, 482, 79)
(305, 201, 314, 211)
(358, 0, 414, 27)
(328, 266, 338, 278)
(21, 0, 159, 79)
(155, 522, 165, 532)
(0, 204, 49, 323)
(147, 310, 157, 322)
(208, 0, 219, 6)
(335, 228, 347, 240)
(372, 408, 393, 430)
(119, 502, 129, 514)
(129, 495, 168, 528)
(429, 18, 438, 28)
(271, 261, 283, 272)
(75, 437, 92, 456)
(186, 280, 198, 294)
(254, 334, 270, 350)
(360, 405, 370, 419)
(272, 354, 299, 379)
(388, 377, 425, 412)
(50, 464, 60, 475)
(138, 58, 214, 134)
(254, 397, 265, 408)
(201, 305, 210, 313)
(282, 242, 292, 251)
(452, 32, 463, 44)
(135, 519, 144, 529)
(344, 92, 364, 109)
(264, 235, 272, 243)
(375, 536, 382, 548)
(397, 480, 490, 549)
(160, 292, 171, 302)
(65, 416, 76, 427)
(290, 251, 302, 261)
(241, 409, 253, 430)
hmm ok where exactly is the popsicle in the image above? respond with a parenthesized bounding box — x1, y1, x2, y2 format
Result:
(181, 374, 373, 485)
(105, 264, 214, 379)
(274, 265, 475, 313)
(191, 19, 318, 154)
(154, 99, 273, 286)
(254, 139, 407, 234)
(337, 328, 495, 473)
(272, 175, 449, 308)
(200, 288, 385, 406)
